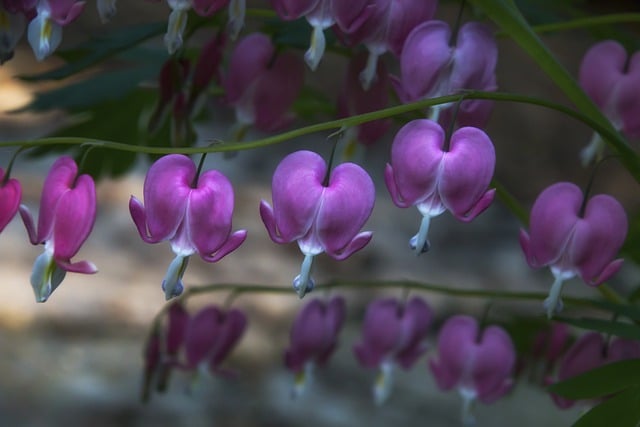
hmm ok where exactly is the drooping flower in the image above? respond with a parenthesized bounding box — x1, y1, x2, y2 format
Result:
(260, 150, 375, 297)
(519, 182, 627, 318)
(285, 296, 346, 398)
(529, 322, 571, 380)
(19, 156, 97, 302)
(0, 3, 27, 64)
(222, 32, 304, 134)
(549, 332, 640, 409)
(385, 119, 495, 254)
(130, 154, 247, 300)
(354, 296, 432, 404)
(0, 167, 21, 233)
(429, 315, 515, 426)
(27, 0, 86, 61)
(578, 40, 640, 165)
(391, 20, 497, 128)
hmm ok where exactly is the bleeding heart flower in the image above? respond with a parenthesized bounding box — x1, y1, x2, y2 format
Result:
(27, 0, 85, 60)
(0, 167, 21, 233)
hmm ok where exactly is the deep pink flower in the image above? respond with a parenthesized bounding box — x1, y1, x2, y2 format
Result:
(27, 0, 85, 60)
(187, 31, 226, 113)
(391, 20, 497, 128)
(285, 296, 346, 397)
(429, 315, 515, 425)
(519, 182, 627, 318)
(578, 40, 640, 165)
(0, 167, 21, 233)
(354, 296, 432, 403)
(549, 332, 640, 409)
(385, 119, 495, 254)
(260, 150, 375, 297)
(130, 154, 247, 299)
(19, 156, 97, 302)
(531, 322, 571, 372)
(223, 32, 304, 133)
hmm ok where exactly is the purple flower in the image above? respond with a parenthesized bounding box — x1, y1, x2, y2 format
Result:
(429, 315, 515, 425)
(385, 119, 495, 254)
(285, 296, 346, 397)
(223, 32, 304, 134)
(260, 150, 375, 297)
(578, 40, 640, 165)
(530, 322, 571, 376)
(519, 182, 627, 318)
(130, 154, 247, 299)
(391, 20, 497, 127)
(27, 0, 85, 60)
(19, 156, 97, 302)
(354, 296, 432, 404)
(0, 167, 21, 233)
(549, 332, 640, 409)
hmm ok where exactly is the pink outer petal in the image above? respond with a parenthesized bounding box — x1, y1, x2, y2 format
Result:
(209, 308, 247, 369)
(56, 258, 97, 274)
(223, 33, 274, 104)
(354, 298, 403, 368)
(316, 162, 375, 256)
(331, 0, 376, 34)
(129, 196, 157, 244)
(317, 296, 346, 365)
(607, 338, 640, 361)
(166, 303, 190, 354)
(184, 306, 222, 368)
(199, 229, 247, 263)
(387, 119, 445, 207)
(0, 172, 21, 232)
(37, 156, 78, 243)
(429, 315, 478, 391)
(557, 332, 604, 383)
(326, 231, 372, 260)
(579, 40, 627, 110)
(386, 0, 438, 56)
(615, 71, 640, 138)
(472, 325, 516, 402)
(286, 298, 336, 371)
(439, 126, 495, 219)
(19, 205, 38, 245)
(395, 296, 432, 369)
(449, 22, 497, 93)
(47, 0, 85, 25)
(259, 200, 286, 244)
(142, 154, 193, 242)
(192, 0, 228, 16)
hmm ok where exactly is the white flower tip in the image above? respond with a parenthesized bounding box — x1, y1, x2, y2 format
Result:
(304, 25, 325, 71)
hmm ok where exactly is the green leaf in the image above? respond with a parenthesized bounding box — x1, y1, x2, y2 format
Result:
(573, 386, 640, 427)
(549, 359, 640, 399)
(556, 316, 640, 340)
(586, 301, 640, 322)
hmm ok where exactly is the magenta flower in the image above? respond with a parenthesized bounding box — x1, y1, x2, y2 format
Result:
(19, 156, 97, 302)
(130, 154, 247, 299)
(27, 0, 85, 60)
(549, 332, 640, 409)
(285, 296, 346, 397)
(391, 20, 497, 127)
(578, 40, 640, 165)
(519, 182, 627, 318)
(429, 315, 515, 425)
(530, 322, 570, 376)
(223, 32, 304, 134)
(0, 167, 21, 233)
(260, 150, 375, 297)
(354, 296, 432, 404)
(385, 119, 495, 254)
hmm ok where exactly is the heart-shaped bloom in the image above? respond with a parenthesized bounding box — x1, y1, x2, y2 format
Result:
(260, 150, 375, 297)
(27, 0, 85, 60)
(429, 315, 515, 425)
(391, 20, 497, 127)
(519, 182, 627, 318)
(549, 332, 640, 409)
(578, 40, 640, 165)
(223, 32, 304, 134)
(354, 296, 432, 404)
(130, 154, 247, 300)
(19, 156, 97, 302)
(0, 167, 21, 233)
(285, 296, 346, 398)
(385, 119, 495, 254)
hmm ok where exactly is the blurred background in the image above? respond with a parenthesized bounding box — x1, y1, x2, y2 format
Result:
(1, 0, 639, 426)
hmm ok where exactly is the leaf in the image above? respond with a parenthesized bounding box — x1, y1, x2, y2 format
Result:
(555, 316, 640, 340)
(586, 301, 640, 322)
(573, 386, 640, 427)
(549, 359, 640, 399)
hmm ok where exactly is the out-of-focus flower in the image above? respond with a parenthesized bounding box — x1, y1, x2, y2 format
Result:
(519, 182, 627, 318)
(130, 154, 247, 299)
(385, 119, 495, 254)
(27, 0, 86, 60)
(429, 315, 515, 426)
(578, 40, 640, 165)
(354, 296, 432, 404)
(0, 3, 26, 64)
(0, 167, 21, 233)
(20, 156, 97, 302)
(260, 150, 375, 298)
(285, 296, 346, 398)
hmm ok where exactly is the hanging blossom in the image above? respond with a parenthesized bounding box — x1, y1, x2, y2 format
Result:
(19, 156, 97, 302)
(519, 182, 627, 318)
(385, 119, 495, 254)
(27, 0, 85, 61)
(222, 32, 304, 135)
(130, 154, 247, 300)
(528, 322, 571, 382)
(578, 40, 640, 165)
(548, 332, 640, 409)
(0, 166, 22, 233)
(260, 150, 375, 298)
(429, 315, 515, 426)
(285, 296, 346, 398)
(391, 20, 497, 128)
(353, 296, 432, 404)
(0, 1, 31, 64)
(269, 0, 375, 70)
